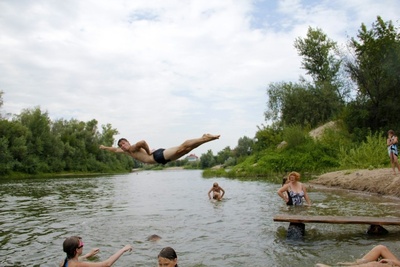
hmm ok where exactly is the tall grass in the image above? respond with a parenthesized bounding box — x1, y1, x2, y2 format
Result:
(338, 131, 387, 169)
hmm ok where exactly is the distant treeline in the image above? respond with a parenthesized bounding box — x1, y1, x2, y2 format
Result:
(0, 107, 137, 176)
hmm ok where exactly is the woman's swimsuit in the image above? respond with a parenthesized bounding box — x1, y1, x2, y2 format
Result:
(388, 137, 398, 157)
(288, 188, 305, 205)
(152, 148, 171, 165)
(286, 190, 293, 205)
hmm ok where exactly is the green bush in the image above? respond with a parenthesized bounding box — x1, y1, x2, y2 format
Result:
(338, 131, 387, 169)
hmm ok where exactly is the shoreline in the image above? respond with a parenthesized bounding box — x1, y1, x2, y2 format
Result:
(309, 168, 400, 198)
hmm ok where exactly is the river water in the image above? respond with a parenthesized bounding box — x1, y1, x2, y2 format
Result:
(1, 170, 400, 267)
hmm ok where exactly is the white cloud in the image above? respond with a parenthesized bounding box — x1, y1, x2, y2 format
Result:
(1, 0, 399, 156)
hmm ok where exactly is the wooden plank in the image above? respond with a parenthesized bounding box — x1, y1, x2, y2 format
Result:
(273, 214, 400, 225)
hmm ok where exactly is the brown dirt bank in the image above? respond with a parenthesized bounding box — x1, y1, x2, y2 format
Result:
(309, 168, 400, 198)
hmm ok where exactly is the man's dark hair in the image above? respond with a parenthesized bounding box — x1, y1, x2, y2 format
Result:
(117, 138, 128, 147)
(158, 247, 178, 266)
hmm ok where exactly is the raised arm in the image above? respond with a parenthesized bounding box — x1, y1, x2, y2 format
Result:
(99, 145, 124, 153)
(77, 245, 132, 267)
(277, 184, 289, 202)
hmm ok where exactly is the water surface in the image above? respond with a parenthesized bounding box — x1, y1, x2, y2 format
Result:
(1, 170, 399, 267)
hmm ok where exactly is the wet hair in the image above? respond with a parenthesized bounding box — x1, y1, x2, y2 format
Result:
(388, 130, 395, 135)
(62, 236, 82, 266)
(213, 182, 218, 187)
(117, 138, 128, 147)
(158, 247, 178, 267)
(288, 171, 300, 181)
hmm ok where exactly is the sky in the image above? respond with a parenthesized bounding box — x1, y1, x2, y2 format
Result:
(1, 0, 399, 157)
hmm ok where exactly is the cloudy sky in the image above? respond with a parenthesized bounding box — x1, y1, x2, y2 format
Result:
(1, 0, 399, 156)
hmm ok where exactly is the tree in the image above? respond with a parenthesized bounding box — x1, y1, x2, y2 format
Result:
(234, 136, 254, 158)
(345, 16, 400, 132)
(294, 27, 341, 85)
(200, 150, 216, 169)
(215, 146, 233, 165)
(253, 124, 283, 152)
(266, 27, 346, 128)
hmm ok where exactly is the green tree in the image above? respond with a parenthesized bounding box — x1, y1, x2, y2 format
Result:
(294, 27, 341, 83)
(215, 146, 233, 166)
(254, 124, 283, 152)
(266, 81, 322, 127)
(0, 120, 30, 174)
(234, 136, 254, 159)
(266, 27, 346, 128)
(16, 107, 55, 173)
(200, 150, 216, 169)
(345, 16, 400, 132)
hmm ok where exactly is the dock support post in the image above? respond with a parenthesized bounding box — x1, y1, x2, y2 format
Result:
(366, 225, 388, 235)
(287, 222, 305, 239)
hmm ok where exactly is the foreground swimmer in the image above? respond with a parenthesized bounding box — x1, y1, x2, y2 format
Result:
(316, 244, 400, 267)
(60, 236, 132, 267)
(158, 247, 178, 267)
(100, 134, 220, 165)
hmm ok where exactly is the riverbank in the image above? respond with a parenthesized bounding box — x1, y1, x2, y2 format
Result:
(309, 168, 400, 198)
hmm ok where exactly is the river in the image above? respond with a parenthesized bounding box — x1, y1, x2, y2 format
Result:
(1, 170, 399, 267)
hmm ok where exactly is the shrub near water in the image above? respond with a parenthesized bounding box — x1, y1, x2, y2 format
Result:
(338, 131, 387, 169)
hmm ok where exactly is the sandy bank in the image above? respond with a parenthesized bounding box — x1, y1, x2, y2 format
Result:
(309, 168, 400, 198)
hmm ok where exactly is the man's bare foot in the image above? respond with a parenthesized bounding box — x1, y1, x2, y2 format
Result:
(203, 134, 220, 140)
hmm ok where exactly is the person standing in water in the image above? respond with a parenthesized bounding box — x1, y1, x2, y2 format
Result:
(208, 182, 225, 201)
(277, 171, 311, 206)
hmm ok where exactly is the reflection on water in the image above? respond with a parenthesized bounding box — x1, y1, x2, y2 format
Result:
(1, 170, 400, 267)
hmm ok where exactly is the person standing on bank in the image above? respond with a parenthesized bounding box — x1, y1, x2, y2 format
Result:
(59, 236, 132, 267)
(277, 171, 311, 206)
(387, 130, 400, 175)
(99, 134, 220, 165)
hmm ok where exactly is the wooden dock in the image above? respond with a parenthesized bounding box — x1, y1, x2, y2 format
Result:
(273, 214, 400, 235)
(273, 214, 400, 225)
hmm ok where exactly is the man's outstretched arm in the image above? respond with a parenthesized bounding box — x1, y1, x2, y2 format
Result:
(99, 145, 124, 153)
